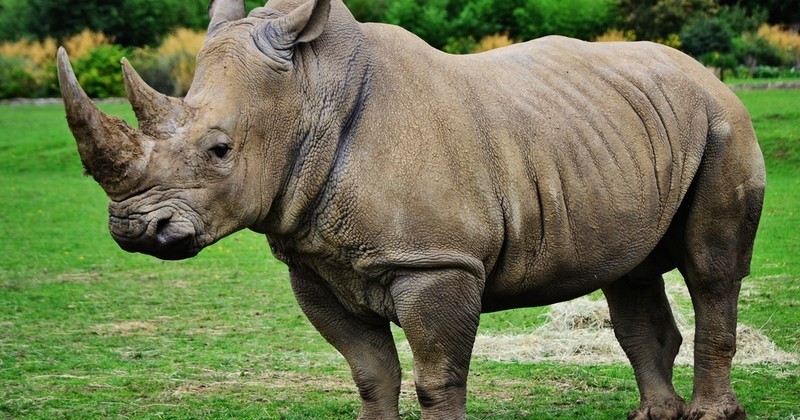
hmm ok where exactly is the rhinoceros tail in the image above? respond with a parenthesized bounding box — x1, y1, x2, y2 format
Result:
(672, 93, 766, 282)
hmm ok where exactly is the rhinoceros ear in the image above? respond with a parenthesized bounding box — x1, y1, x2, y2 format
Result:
(254, 0, 331, 66)
(277, 0, 331, 45)
(208, 0, 247, 30)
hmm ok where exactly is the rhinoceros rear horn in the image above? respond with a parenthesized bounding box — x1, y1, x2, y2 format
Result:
(121, 58, 187, 137)
(57, 47, 145, 195)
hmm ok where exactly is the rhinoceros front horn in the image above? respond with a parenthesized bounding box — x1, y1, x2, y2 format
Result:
(57, 47, 145, 196)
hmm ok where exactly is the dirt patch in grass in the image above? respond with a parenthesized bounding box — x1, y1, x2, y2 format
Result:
(167, 369, 360, 406)
(171, 280, 191, 289)
(56, 271, 103, 283)
(91, 321, 157, 336)
(166, 369, 424, 407)
(169, 370, 351, 397)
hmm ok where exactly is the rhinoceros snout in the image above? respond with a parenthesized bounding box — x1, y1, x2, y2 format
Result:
(109, 212, 200, 260)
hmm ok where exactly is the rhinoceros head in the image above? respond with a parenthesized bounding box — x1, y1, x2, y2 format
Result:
(57, 0, 331, 260)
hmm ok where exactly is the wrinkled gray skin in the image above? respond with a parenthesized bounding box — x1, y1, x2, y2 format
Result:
(57, 0, 765, 418)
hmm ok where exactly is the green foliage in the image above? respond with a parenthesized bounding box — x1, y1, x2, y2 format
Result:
(732, 34, 786, 68)
(2, 0, 209, 46)
(451, 0, 518, 42)
(0, 55, 37, 98)
(443, 36, 478, 55)
(132, 48, 196, 97)
(513, 0, 620, 41)
(719, 0, 800, 25)
(699, 52, 738, 81)
(0, 0, 32, 41)
(245, 0, 266, 12)
(131, 53, 178, 96)
(750, 66, 784, 79)
(344, 0, 395, 23)
(384, 0, 453, 49)
(106, 0, 203, 46)
(380, 0, 619, 50)
(680, 17, 736, 58)
(716, 5, 767, 35)
(71, 44, 130, 98)
(619, 0, 717, 41)
(1, 0, 798, 93)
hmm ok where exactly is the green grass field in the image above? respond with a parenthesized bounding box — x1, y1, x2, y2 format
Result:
(1, 89, 798, 418)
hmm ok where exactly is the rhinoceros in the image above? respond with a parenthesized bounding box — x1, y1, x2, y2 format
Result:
(56, 0, 765, 418)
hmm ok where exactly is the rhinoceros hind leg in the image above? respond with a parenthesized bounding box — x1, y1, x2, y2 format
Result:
(679, 255, 749, 420)
(672, 119, 764, 420)
(290, 268, 402, 420)
(603, 273, 686, 420)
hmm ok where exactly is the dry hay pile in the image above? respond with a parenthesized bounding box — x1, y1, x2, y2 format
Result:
(470, 281, 797, 365)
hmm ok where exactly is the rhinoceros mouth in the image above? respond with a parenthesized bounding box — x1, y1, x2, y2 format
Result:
(115, 232, 201, 261)
(108, 205, 207, 261)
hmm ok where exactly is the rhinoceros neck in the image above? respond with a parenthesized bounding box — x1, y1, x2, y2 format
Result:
(256, 23, 371, 237)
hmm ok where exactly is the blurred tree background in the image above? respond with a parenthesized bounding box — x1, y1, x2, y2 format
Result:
(0, 0, 798, 98)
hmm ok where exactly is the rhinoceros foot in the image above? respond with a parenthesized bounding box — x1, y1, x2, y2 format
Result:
(686, 394, 745, 420)
(628, 396, 686, 420)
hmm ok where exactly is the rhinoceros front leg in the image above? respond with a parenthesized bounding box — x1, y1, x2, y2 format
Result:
(289, 268, 402, 419)
(390, 269, 483, 420)
(603, 274, 686, 420)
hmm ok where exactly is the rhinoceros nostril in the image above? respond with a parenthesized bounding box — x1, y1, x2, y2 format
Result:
(155, 217, 171, 237)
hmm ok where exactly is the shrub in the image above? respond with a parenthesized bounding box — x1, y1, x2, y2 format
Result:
(733, 33, 785, 68)
(472, 33, 515, 53)
(0, 56, 38, 99)
(514, 0, 620, 41)
(157, 28, 205, 91)
(22, 0, 209, 47)
(443, 36, 477, 55)
(699, 52, 738, 81)
(751, 66, 783, 79)
(384, 0, 454, 49)
(756, 24, 800, 66)
(62, 30, 112, 59)
(132, 52, 176, 96)
(619, 0, 717, 42)
(716, 5, 767, 35)
(680, 17, 736, 58)
(0, 37, 57, 67)
(133, 28, 205, 96)
(594, 29, 636, 42)
(0, 37, 58, 97)
(0, 31, 115, 98)
(71, 44, 130, 98)
(452, 0, 519, 43)
(0, 0, 32, 42)
(343, 0, 395, 23)
(654, 33, 682, 50)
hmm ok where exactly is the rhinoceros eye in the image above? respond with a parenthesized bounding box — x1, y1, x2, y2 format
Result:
(209, 143, 231, 159)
